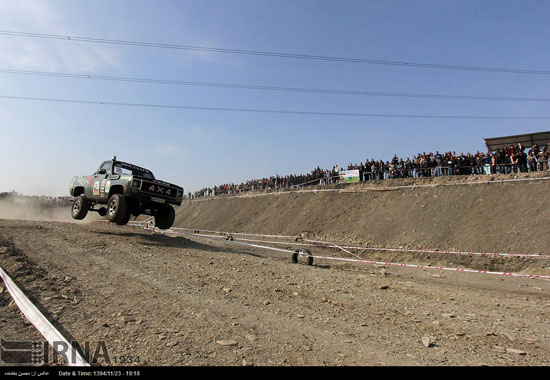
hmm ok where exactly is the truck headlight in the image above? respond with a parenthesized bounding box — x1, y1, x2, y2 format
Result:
(131, 179, 141, 188)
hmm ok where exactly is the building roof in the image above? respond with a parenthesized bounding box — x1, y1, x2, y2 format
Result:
(483, 131, 550, 151)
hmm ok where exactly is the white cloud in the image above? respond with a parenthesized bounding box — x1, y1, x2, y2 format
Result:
(170, 37, 246, 69)
(190, 123, 203, 134)
(0, 0, 121, 72)
(156, 144, 181, 154)
(0, 1, 56, 28)
(155, 143, 192, 159)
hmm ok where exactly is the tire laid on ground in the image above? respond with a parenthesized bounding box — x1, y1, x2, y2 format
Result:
(291, 249, 313, 266)
(71, 195, 89, 220)
(107, 194, 131, 225)
(155, 204, 175, 230)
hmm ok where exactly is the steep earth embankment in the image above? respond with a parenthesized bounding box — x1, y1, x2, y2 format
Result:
(174, 173, 550, 275)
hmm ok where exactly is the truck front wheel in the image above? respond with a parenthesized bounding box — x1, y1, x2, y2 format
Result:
(107, 194, 131, 225)
(155, 204, 175, 230)
(71, 195, 89, 220)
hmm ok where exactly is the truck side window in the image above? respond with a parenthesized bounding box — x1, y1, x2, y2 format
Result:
(100, 162, 111, 174)
(114, 164, 133, 176)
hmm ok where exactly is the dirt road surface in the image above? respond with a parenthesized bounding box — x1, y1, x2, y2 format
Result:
(1, 216, 549, 366)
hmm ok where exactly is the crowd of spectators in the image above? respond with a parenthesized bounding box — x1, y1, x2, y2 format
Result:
(190, 142, 550, 199)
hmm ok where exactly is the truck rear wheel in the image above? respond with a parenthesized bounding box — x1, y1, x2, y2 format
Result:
(71, 195, 89, 220)
(107, 194, 131, 225)
(155, 204, 175, 230)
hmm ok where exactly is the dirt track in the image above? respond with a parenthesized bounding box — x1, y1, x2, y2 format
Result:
(1, 220, 549, 366)
(1, 174, 550, 366)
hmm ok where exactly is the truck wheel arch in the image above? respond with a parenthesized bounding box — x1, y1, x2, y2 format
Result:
(73, 186, 85, 197)
(108, 185, 124, 199)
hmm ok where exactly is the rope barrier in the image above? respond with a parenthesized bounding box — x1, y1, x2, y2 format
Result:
(165, 227, 550, 259)
(128, 223, 550, 280)
(0, 267, 90, 366)
(308, 255, 550, 279)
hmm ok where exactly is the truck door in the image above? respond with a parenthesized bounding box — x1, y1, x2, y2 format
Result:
(91, 161, 112, 200)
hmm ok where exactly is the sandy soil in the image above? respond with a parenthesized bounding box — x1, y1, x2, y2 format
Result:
(1, 174, 550, 366)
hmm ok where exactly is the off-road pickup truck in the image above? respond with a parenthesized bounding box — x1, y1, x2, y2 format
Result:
(69, 157, 183, 229)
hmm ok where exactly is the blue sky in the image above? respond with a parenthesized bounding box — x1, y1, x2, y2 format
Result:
(1, 0, 549, 196)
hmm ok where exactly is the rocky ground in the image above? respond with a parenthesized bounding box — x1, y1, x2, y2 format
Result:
(1, 218, 549, 366)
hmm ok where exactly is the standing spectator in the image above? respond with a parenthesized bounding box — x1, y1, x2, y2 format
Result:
(528, 150, 537, 172)
(397, 158, 405, 178)
(538, 147, 548, 171)
(510, 150, 518, 173)
(411, 156, 419, 178)
(404, 157, 412, 177)
(507, 145, 517, 174)
(364, 160, 372, 181)
(434, 151, 443, 176)
(332, 165, 339, 184)
(446, 153, 455, 176)
(482, 151, 491, 175)
(371, 160, 379, 180)
(517, 149, 528, 173)
(475, 152, 484, 175)
(456, 154, 465, 175)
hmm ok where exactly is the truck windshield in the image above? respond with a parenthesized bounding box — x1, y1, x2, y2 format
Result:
(114, 162, 155, 180)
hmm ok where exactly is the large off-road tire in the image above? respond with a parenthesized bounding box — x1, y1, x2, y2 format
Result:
(107, 194, 131, 225)
(155, 204, 175, 230)
(71, 195, 89, 220)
